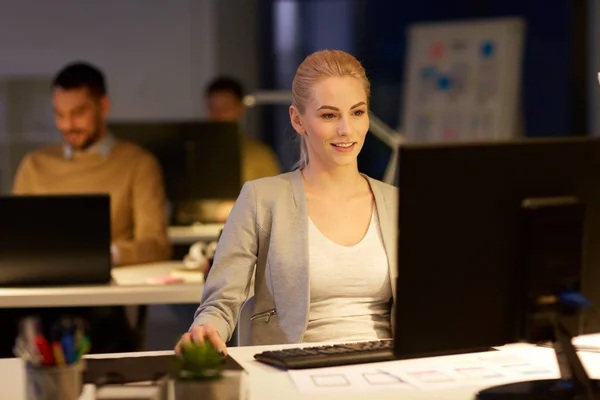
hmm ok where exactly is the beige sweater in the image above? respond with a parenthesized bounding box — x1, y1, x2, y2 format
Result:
(12, 139, 172, 266)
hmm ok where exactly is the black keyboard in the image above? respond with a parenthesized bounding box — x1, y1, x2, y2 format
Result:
(254, 339, 396, 369)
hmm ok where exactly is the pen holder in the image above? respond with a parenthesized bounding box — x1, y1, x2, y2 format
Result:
(25, 361, 85, 400)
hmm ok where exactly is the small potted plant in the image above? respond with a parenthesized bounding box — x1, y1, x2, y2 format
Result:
(173, 339, 248, 400)
(176, 338, 225, 382)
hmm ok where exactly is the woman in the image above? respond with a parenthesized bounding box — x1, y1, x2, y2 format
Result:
(176, 49, 398, 354)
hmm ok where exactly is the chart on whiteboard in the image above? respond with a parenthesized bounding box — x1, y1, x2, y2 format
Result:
(401, 18, 525, 143)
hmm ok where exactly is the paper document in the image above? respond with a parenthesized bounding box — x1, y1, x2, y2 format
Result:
(288, 363, 415, 395)
(379, 351, 557, 391)
(572, 334, 600, 351)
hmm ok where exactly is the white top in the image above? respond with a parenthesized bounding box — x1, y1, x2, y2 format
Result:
(304, 208, 392, 343)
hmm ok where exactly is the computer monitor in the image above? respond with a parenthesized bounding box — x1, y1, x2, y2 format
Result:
(358, 131, 394, 181)
(393, 137, 600, 398)
(0, 194, 112, 286)
(108, 121, 242, 203)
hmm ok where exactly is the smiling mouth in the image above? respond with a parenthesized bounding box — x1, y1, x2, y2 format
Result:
(331, 142, 355, 148)
(331, 142, 356, 152)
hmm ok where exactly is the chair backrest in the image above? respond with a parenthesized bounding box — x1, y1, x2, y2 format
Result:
(234, 295, 255, 346)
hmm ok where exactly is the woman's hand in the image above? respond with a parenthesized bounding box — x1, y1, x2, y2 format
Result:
(175, 323, 228, 356)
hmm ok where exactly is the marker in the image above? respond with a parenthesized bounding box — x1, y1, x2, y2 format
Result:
(52, 342, 66, 366)
(76, 336, 91, 361)
(34, 335, 54, 366)
(21, 317, 41, 362)
(61, 334, 76, 364)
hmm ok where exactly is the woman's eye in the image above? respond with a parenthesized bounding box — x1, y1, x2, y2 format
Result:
(354, 110, 365, 116)
(322, 113, 335, 119)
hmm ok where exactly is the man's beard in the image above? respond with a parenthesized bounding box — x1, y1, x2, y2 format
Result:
(77, 130, 100, 150)
(63, 119, 104, 150)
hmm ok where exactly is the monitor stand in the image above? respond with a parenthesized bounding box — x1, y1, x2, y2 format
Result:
(476, 295, 600, 400)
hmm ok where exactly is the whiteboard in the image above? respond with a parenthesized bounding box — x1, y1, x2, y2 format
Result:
(400, 18, 526, 143)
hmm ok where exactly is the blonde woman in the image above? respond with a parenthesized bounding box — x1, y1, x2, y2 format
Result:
(177, 49, 398, 354)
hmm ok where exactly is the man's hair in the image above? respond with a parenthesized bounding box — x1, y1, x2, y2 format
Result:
(52, 62, 107, 98)
(206, 76, 244, 101)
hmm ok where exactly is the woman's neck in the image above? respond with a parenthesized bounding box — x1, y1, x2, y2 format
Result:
(301, 163, 364, 198)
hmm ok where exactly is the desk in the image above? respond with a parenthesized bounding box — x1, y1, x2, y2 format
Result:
(4, 340, 600, 400)
(168, 224, 223, 245)
(0, 261, 203, 308)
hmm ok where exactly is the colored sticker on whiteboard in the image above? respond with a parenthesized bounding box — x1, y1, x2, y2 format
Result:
(430, 42, 444, 59)
(481, 41, 495, 58)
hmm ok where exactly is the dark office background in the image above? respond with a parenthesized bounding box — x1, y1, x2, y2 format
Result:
(258, 0, 588, 174)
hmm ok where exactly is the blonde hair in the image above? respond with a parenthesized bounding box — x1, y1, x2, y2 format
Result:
(291, 49, 370, 169)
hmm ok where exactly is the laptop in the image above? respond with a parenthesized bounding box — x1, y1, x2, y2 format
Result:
(0, 194, 112, 286)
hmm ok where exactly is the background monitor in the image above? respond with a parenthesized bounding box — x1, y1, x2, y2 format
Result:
(0, 194, 112, 286)
(109, 121, 243, 224)
(357, 130, 395, 182)
(393, 137, 600, 360)
(109, 121, 242, 202)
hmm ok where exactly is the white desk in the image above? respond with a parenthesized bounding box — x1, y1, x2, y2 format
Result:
(168, 224, 224, 245)
(0, 261, 203, 308)
(5, 340, 600, 400)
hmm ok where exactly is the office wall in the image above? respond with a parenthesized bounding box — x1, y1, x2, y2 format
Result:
(0, 0, 216, 122)
(213, 0, 261, 140)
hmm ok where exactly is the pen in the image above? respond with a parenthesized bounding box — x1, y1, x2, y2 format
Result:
(52, 342, 66, 366)
(76, 336, 91, 361)
(34, 335, 55, 366)
(13, 336, 41, 365)
(61, 333, 76, 365)
(21, 317, 41, 362)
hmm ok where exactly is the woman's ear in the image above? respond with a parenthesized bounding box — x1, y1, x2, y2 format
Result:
(289, 105, 304, 135)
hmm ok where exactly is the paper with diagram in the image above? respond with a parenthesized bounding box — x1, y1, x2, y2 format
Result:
(287, 363, 414, 395)
(379, 351, 557, 391)
(288, 350, 559, 394)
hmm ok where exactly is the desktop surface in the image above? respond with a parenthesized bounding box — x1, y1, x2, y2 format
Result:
(0, 194, 112, 286)
(0, 261, 202, 308)
(6, 339, 597, 400)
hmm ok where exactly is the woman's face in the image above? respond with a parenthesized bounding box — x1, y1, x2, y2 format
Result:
(292, 76, 369, 170)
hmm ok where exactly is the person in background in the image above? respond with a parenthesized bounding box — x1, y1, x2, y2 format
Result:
(13, 61, 171, 265)
(205, 76, 281, 183)
(0, 61, 172, 358)
(177, 50, 397, 354)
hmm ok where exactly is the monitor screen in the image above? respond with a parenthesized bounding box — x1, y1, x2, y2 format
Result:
(109, 121, 242, 203)
(358, 131, 394, 182)
(393, 137, 600, 360)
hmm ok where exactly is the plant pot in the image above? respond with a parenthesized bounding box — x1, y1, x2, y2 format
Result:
(172, 370, 249, 400)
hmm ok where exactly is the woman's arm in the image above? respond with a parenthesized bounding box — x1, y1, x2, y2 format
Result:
(190, 181, 259, 342)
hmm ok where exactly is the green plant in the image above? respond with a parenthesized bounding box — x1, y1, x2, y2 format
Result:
(176, 338, 225, 381)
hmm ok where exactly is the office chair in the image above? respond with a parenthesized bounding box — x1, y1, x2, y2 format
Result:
(233, 295, 255, 347)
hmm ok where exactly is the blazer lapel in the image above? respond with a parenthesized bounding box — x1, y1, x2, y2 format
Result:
(271, 170, 310, 342)
(366, 176, 398, 301)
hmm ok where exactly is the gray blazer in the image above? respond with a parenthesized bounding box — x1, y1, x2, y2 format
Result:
(192, 169, 398, 345)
